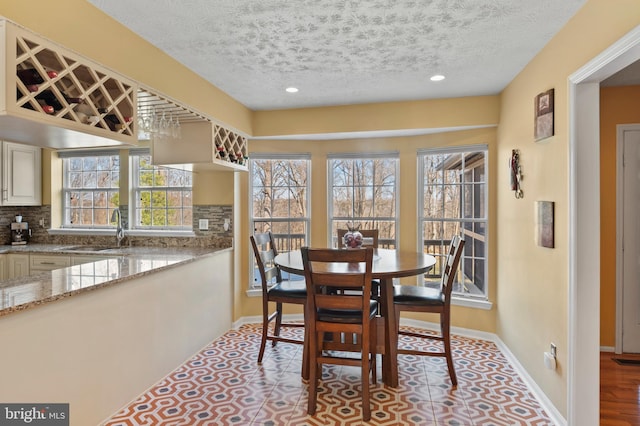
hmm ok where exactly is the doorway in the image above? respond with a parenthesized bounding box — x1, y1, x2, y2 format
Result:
(617, 125, 640, 354)
(570, 25, 640, 426)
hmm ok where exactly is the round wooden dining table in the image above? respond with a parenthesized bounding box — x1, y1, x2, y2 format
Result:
(274, 248, 436, 388)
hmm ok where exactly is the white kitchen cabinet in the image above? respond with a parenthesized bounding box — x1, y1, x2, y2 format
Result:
(2, 141, 41, 206)
(7, 253, 29, 278)
(0, 254, 6, 280)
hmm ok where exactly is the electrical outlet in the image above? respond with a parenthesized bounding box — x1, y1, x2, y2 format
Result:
(198, 219, 209, 230)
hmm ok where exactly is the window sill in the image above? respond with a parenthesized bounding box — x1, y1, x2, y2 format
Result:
(451, 296, 493, 310)
(246, 288, 262, 297)
(126, 230, 195, 238)
(49, 228, 118, 236)
(49, 228, 195, 238)
(246, 287, 494, 310)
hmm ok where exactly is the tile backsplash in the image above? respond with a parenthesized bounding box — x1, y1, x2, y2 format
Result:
(0, 205, 233, 248)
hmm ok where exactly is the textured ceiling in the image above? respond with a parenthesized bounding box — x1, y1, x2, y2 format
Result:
(88, 0, 587, 111)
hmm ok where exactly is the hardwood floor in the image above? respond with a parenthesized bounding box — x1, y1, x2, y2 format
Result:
(601, 352, 640, 425)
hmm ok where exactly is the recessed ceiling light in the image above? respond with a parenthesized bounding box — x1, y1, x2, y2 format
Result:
(285, 87, 299, 93)
(430, 74, 445, 82)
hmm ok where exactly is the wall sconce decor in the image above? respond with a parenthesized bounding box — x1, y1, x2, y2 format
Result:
(534, 88, 554, 141)
(510, 149, 523, 199)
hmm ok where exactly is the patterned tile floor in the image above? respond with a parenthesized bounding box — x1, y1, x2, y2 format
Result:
(103, 324, 554, 425)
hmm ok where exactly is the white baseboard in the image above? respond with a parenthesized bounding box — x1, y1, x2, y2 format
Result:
(235, 314, 567, 426)
(232, 314, 304, 330)
(600, 346, 615, 353)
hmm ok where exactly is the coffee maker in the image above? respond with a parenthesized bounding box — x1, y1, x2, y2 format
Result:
(10, 216, 30, 245)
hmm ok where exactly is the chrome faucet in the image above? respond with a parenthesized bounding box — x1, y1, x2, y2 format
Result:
(111, 208, 124, 247)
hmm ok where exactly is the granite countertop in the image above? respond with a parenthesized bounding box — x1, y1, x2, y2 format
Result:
(0, 244, 231, 317)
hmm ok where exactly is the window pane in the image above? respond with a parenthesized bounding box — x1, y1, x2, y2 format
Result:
(250, 157, 310, 288)
(132, 155, 192, 229)
(420, 148, 488, 298)
(63, 155, 120, 228)
(83, 172, 96, 188)
(329, 156, 398, 248)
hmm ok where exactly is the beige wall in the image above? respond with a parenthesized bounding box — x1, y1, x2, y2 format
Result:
(253, 96, 499, 137)
(497, 0, 640, 417)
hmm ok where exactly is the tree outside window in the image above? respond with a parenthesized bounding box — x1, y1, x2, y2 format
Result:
(249, 155, 310, 287)
(328, 154, 398, 248)
(419, 146, 488, 298)
(132, 154, 192, 229)
(62, 154, 120, 227)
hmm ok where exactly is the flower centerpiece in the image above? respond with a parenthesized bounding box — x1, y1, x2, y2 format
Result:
(343, 223, 364, 249)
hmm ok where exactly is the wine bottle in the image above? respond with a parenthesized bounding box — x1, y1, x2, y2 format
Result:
(17, 68, 58, 87)
(17, 68, 44, 85)
(35, 90, 63, 111)
(104, 114, 132, 131)
(64, 94, 82, 104)
(216, 144, 226, 158)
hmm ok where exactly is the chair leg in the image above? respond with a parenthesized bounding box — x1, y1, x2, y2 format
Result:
(307, 330, 319, 416)
(272, 302, 283, 347)
(361, 338, 371, 422)
(301, 308, 310, 381)
(258, 313, 269, 363)
(441, 311, 457, 386)
(370, 318, 378, 384)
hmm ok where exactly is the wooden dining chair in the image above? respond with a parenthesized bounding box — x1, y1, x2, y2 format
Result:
(250, 232, 306, 364)
(392, 235, 465, 386)
(301, 246, 378, 421)
(337, 228, 381, 307)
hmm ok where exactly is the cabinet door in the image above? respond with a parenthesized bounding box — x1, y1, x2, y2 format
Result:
(2, 141, 42, 206)
(8, 254, 30, 279)
(0, 254, 6, 281)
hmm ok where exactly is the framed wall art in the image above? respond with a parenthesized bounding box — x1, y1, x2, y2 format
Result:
(536, 201, 555, 248)
(534, 88, 554, 141)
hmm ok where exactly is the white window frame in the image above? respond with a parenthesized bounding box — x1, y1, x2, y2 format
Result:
(327, 152, 399, 248)
(248, 153, 311, 290)
(60, 150, 120, 229)
(418, 144, 490, 308)
(129, 151, 193, 231)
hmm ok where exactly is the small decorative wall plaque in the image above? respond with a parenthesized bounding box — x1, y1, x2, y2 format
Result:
(536, 201, 555, 248)
(534, 88, 554, 141)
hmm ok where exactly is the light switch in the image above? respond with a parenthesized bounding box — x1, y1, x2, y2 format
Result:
(199, 219, 209, 230)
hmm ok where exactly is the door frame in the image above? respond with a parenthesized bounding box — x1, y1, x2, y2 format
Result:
(615, 124, 640, 353)
(569, 25, 640, 425)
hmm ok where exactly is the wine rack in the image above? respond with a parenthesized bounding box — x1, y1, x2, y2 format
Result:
(143, 87, 248, 171)
(213, 124, 248, 166)
(1, 19, 137, 148)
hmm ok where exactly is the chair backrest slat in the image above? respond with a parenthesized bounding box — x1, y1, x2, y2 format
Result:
(441, 235, 465, 300)
(250, 232, 283, 292)
(302, 247, 374, 314)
